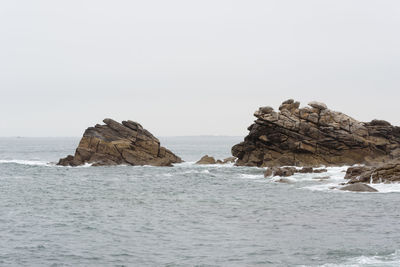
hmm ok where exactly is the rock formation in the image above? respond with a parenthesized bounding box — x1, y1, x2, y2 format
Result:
(58, 119, 182, 167)
(196, 155, 236, 165)
(344, 160, 400, 184)
(232, 99, 400, 167)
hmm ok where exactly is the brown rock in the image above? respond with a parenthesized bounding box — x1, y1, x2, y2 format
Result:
(345, 160, 400, 184)
(232, 99, 400, 167)
(299, 167, 313, 173)
(222, 157, 237, 164)
(196, 155, 216, 165)
(264, 166, 297, 177)
(313, 168, 328, 173)
(196, 155, 237, 165)
(57, 119, 182, 167)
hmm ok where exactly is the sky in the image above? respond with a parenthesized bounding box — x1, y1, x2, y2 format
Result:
(0, 0, 399, 137)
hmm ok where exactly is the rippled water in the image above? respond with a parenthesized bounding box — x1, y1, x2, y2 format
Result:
(1, 137, 400, 266)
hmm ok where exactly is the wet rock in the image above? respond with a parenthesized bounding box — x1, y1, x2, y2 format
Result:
(339, 183, 378, 192)
(274, 167, 297, 177)
(345, 160, 400, 184)
(275, 178, 294, 184)
(196, 155, 216, 164)
(57, 118, 182, 167)
(298, 167, 313, 173)
(196, 155, 237, 165)
(264, 166, 328, 177)
(232, 99, 400, 167)
(223, 157, 237, 164)
(313, 168, 328, 173)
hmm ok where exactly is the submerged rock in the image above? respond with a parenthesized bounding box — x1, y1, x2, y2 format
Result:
(57, 118, 182, 167)
(264, 166, 327, 177)
(339, 183, 378, 192)
(232, 99, 400, 167)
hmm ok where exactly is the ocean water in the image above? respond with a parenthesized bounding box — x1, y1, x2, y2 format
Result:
(1, 137, 400, 267)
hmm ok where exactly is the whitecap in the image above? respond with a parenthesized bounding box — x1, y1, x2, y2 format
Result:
(240, 174, 264, 179)
(0, 159, 50, 166)
(316, 249, 400, 267)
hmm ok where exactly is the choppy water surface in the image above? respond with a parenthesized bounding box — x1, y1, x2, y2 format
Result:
(1, 137, 400, 266)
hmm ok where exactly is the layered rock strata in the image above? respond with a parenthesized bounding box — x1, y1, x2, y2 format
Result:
(232, 99, 400, 167)
(58, 119, 182, 167)
(344, 160, 400, 184)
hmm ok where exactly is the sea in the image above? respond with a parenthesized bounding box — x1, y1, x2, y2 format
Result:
(1, 136, 400, 267)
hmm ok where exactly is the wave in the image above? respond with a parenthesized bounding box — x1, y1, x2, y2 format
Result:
(0, 159, 94, 168)
(0, 159, 51, 166)
(240, 174, 264, 179)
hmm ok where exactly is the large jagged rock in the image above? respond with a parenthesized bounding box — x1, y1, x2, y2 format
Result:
(345, 160, 400, 184)
(58, 119, 182, 167)
(232, 99, 400, 167)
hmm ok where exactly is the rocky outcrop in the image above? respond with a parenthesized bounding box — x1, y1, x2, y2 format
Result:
(195, 155, 236, 165)
(339, 183, 378, 192)
(264, 166, 327, 177)
(232, 99, 400, 167)
(58, 119, 182, 167)
(344, 160, 400, 184)
(196, 155, 217, 164)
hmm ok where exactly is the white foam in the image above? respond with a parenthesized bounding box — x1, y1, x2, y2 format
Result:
(369, 183, 400, 193)
(240, 174, 264, 179)
(316, 249, 400, 267)
(0, 159, 50, 166)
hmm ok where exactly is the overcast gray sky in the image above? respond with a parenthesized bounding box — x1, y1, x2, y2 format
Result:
(0, 0, 399, 137)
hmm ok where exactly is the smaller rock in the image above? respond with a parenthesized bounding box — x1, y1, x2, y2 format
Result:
(308, 101, 328, 110)
(259, 106, 274, 114)
(344, 166, 372, 179)
(368, 119, 391, 126)
(282, 99, 294, 105)
(276, 178, 294, 184)
(340, 183, 378, 192)
(196, 155, 217, 165)
(274, 167, 297, 177)
(299, 167, 313, 173)
(313, 168, 328, 173)
(264, 167, 275, 177)
(223, 157, 237, 164)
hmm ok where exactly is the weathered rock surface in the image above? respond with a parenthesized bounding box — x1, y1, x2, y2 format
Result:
(58, 119, 182, 167)
(345, 160, 400, 184)
(196, 155, 217, 164)
(232, 99, 400, 167)
(264, 167, 327, 177)
(196, 155, 237, 165)
(339, 183, 378, 192)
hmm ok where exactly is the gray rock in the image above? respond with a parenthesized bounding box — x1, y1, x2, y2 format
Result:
(339, 183, 378, 192)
